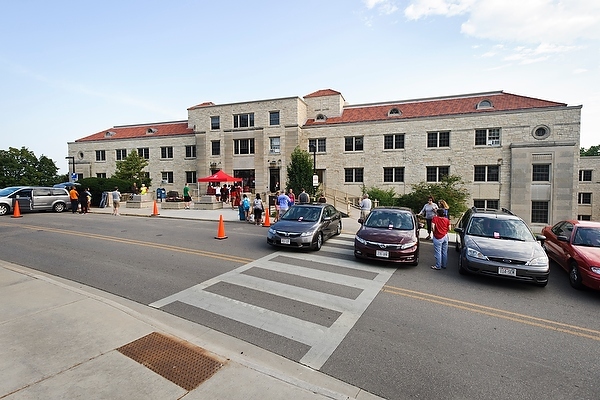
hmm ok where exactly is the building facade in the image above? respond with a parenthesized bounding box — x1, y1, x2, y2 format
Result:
(68, 89, 596, 229)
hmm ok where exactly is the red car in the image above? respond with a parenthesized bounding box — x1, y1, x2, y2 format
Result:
(541, 220, 600, 290)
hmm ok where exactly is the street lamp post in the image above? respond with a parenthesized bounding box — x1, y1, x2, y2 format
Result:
(65, 156, 75, 182)
(309, 144, 317, 198)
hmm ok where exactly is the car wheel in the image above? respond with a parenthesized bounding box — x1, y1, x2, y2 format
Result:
(312, 232, 323, 251)
(411, 251, 419, 266)
(0, 204, 8, 216)
(569, 261, 584, 290)
(334, 221, 342, 236)
(458, 252, 468, 275)
(53, 202, 66, 213)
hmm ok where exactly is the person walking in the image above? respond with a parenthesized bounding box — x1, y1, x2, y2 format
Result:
(288, 188, 295, 205)
(277, 190, 292, 218)
(183, 183, 192, 209)
(68, 186, 79, 214)
(418, 196, 438, 240)
(242, 194, 251, 222)
(112, 187, 121, 216)
(84, 188, 92, 213)
(431, 208, 451, 270)
(215, 184, 221, 202)
(253, 193, 265, 225)
(298, 188, 310, 204)
(359, 194, 372, 222)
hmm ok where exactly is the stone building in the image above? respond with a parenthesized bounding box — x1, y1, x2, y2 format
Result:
(68, 89, 594, 229)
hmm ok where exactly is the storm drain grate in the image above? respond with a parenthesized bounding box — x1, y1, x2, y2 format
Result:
(117, 332, 224, 391)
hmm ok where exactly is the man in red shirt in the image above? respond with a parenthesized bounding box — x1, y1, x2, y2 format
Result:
(431, 208, 450, 270)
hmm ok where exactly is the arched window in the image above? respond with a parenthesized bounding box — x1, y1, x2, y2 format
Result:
(388, 108, 401, 116)
(316, 114, 326, 121)
(476, 100, 493, 109)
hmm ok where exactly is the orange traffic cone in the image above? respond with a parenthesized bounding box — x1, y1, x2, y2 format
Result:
(151, 200, 160, 216)
(12, 201, 22, 218)
(215, 214, 228, 240)
(262, 208, 270, 227)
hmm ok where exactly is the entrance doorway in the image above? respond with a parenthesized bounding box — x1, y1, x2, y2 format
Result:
(269, 168, 280, 193)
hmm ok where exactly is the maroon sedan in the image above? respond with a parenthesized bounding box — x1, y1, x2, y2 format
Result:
(541, 220, 600, 290)
(354, 207, 420, 265)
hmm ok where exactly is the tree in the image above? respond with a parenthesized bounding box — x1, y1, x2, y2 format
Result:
(580, 145, 600, 156)
(366, 187, 397, 206)
(397, 175, 470, 218)
(285, 147, 314, 197)
(0, 147, 60, 188)
(112, 151, 150, 187)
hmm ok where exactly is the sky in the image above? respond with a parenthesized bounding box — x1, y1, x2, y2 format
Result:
(1, 0, 599, 174)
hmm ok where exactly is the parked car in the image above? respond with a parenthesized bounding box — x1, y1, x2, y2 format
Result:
(165, 191, 183, 202)
(541, 220, 600, 290)
(0, 186, 71, 216)
(266, 203, 342, 250)
(454, 207, 549, 287)
(354, 207, 420, 265)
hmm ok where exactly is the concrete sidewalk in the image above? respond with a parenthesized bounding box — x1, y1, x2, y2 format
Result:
(0, 263, 382, 399)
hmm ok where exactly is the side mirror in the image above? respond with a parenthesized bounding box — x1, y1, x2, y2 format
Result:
(556, 235, 569, 242)
(323, 216, 332, 222)
(454, 227, 464, 234)
(358, 218, 364, 224)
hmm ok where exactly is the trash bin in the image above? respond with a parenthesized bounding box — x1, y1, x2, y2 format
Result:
(238, 204, 246, 221)
(156, 188, 166, 202)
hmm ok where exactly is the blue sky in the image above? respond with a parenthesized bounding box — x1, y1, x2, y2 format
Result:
(1, 0, 598, 174)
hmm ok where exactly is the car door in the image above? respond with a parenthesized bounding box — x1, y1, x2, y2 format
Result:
(549, 222, 573, 268)
(32, 188, 52, 210)
(321, 206, 334, 237)
(14, 188, 33, 212)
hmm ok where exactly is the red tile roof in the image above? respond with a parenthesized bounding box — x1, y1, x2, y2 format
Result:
(304, 91, 567, 126)
(187, 101, 216, 110)
(304, 89, 343, 98)
(76, 121, 193, 142)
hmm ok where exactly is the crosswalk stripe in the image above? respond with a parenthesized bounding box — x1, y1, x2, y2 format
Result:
(150, 239, 395, 370)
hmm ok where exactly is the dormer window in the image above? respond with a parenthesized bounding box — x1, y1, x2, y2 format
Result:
(104, 131, 116, 137)
(476, 100, 493, 109)
(388, 108, 401, 116)
(146, 128, 157, 134)
(316, 114, 326, 121)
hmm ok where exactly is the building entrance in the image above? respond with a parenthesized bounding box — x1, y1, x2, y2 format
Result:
(269, 168, 280, 193)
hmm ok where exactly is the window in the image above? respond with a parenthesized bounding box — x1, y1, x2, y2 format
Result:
(475, 128, 500, 146)
(161, 171, 174, 184)
(185, 171, 197, 184)
(211, 141, 220, 156)
(383, 167, 404, 182)
(345, 168, 364, 183)
(476, 100, 493, 109)
(531, 201, 549, 223)
(578, 215, 592, 221)
(427, 131, 450, 148)
(426, 166, 449, 182)
(96, 173, 106, 178)
(345, 136, 363, 151)
(211, 116, 220, 130)
(532, 125, 550, 139)
(233, 113, 254, 128)
(115, 149, 127, 160)
(137, 148, 149, 159)
(309, 138, 326, 152)
(474, 199, 499, 210)
(532, 164, 550, 181)
(269, 111, 280, 126)
(185, 145, 196, 158)
(388, 108, 401, 116)
(578, 193, 592, 204)
(579, 170, 592, 182)
(269, 137, 280, 153)
(384, 134, 405, 149)
(474, 165, 499, 182)
(161, 146, 173, 159)
(95, 150, 106, 161)
(234, 138, 255, 154)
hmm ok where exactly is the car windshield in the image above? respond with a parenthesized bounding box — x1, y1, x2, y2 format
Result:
(364, 211, 414, 230)
(467, 217, 535, 241)
(572, 227, 600, 247)
(281, 206, 321, 222)
(0, 187, 21, 197)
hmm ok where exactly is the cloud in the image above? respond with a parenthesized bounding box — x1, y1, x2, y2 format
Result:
(363, 0, 399, 15)
(403, 0, 600, 44)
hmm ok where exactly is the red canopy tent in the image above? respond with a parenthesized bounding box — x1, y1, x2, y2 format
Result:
(197, 170, 242, 183)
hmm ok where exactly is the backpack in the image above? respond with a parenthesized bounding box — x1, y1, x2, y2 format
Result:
(242, 198, 250, 210)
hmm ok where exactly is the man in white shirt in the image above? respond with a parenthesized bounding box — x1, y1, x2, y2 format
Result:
(360, 194, 372, 221)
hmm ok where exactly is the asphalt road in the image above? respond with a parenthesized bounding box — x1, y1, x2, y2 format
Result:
(1, 212, 599, 399)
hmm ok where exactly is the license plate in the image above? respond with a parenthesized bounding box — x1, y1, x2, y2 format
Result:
(376, 250, 389, 258)
(281, 238, 291, 245)
(498, 266, 516, 276)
